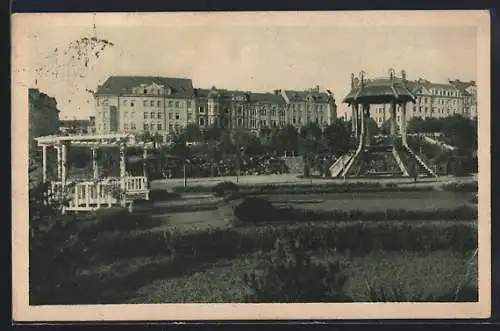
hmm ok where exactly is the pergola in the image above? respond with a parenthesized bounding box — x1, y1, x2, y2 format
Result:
(35, 133, 154, 211)
(329, 69, 437, 178)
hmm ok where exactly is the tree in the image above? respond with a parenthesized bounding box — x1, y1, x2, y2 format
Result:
(182, 123, 203, 142)
(322, 120, 351, 155)
(366, 118, 379, 137)
(300, 122, 322, 141)
(275, 125, 300, 156)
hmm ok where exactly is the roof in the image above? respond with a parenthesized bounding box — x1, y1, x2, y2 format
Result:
(343, 76, 417, 104)
(250, 92, 285, 104)
(418, 79, 458, 90)
(284, 90, 332, 103)
(96, 76, 194, 97)
(448, 79, 476, 96)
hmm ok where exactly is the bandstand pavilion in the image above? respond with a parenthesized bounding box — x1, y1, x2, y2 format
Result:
(329, 69, 437, 178)
(35, 133, 153, 212)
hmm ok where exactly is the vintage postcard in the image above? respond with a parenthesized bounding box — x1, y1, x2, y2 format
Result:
(12, 10, 491, 321)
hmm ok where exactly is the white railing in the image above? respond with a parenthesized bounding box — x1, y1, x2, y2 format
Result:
(330, 154, 352, 177)
(392, 147, 409, 177)
(124, 176, 148, 192)
(48, 175, 149, 212)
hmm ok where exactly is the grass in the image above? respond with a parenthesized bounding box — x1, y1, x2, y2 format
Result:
(125, 249, 477, 303)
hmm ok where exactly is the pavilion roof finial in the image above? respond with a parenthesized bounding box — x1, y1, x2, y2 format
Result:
(359, 70, 366, 89)
(351, 73, 355, 89)
(388, 68, 395, 82)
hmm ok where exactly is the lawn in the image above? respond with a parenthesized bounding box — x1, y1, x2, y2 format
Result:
(105, 249, 476, 303)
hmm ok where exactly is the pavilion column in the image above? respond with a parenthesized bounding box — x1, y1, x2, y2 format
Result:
(359, 104, 365, 144)
(351, 104, 357, 134)
(364, 104, 371, 147)
(42, 145, 47, 183)
(92, 147, 99, 179)
(61, 142, 67, 187)
(401, 102, 407, 145)
(390, 99, 397, 138)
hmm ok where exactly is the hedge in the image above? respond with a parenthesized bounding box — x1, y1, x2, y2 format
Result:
(92, 221, 477, 264)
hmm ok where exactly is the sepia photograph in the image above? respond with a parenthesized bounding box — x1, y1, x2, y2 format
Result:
(12, 10, 490, 321)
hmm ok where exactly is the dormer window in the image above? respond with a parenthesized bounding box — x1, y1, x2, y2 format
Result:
(143, 89, 147, 94)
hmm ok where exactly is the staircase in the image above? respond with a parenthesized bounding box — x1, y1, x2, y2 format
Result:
(394, 138, 437, 178)
(284, 156, 304, 174)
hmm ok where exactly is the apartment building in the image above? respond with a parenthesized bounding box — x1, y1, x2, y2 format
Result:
(28, 88, 60, 150)
(94, 76, 338, 139)
(94, 76, 196, 140)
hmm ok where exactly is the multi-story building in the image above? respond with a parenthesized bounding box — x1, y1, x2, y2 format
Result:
(94, 76, 338, 139)
(344, 78, 477, 130)
(28, 88, 60, 150)
(59, 116, 96, 135)
(94, 76, 196, 141)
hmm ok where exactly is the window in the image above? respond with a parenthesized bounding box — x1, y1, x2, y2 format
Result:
(168, 113, 173, 120)
(131, 123, 136, 130)
(143, 100, 148, 107)
(175, 113, 180, 120)
(169, 124, 173, 130)
(199, 117, 205, 126)
(104, 111, 108, 117)
(151, 112, 154, 119)
(130, 101, 135, 107)
(144, 112, 148, 119)
(168, 101, 173, 107)
(103, 99, 109, 106)
(124, 123, 129, 130)
(144, 124, 149, 130)
(175, 101, 180, 108)
(124, 111, 128, 117)
(187, 113, 193, 121)
(397, 115, 400, 122)
(157, 112, 162, 119)
(157, 124, 162, 131)
(271, 109, 276, 116)
(122, 100, 127, 106)
(150, 100, 154, 107)
(131, 111, 135, 118)
(187, 101, 192, 108)
(143, 89, 147, 94)
(157, 100, 161, 107)
(199, 106, 205, 113)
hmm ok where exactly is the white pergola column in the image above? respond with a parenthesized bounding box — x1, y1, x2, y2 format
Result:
(55, 145, 62, 181)
(92, 147, 99, 179)
(142, 148, 148, 178)
(61, 142, 67, 187)
(119, 142, 126, 191)
(41, 145, 47, 183)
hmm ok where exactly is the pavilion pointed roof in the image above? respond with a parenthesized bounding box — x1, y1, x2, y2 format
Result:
(343, 71, 418, 105)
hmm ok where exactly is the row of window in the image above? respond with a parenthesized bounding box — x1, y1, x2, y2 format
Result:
(98, 99, 193, 108)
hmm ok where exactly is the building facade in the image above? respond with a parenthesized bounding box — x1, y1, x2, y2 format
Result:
(94, 76, 338, 139)
(343, 78, 477, 130)
(59, 117, 96, 135)
(29, 88, 60, 150)
(94, 76, 197, 141)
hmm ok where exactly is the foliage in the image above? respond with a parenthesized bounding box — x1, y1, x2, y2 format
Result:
(441, 182, 478, 192)
(233, 197, 276, 223)
(243, 238, 350, 302)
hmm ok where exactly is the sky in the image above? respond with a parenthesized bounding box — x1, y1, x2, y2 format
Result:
(13, 12, 479, 120)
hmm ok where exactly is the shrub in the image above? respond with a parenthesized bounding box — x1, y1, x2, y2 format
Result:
(212, 181, 239, 197)
(366, 284, 478, 302)
(243, 238, 351, 302)
(94, 220, 477, 264)
(233, 197, 276, 223)
(149, 190, 181, 201)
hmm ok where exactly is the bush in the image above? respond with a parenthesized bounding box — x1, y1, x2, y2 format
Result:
(94, 220, 477, 264)
(243, 238, 351, 302)
(212, 181, 239, 197)
(149, 190, 181, 201)
(233, 197, 276, 223)
(276, 205, 477, 223)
